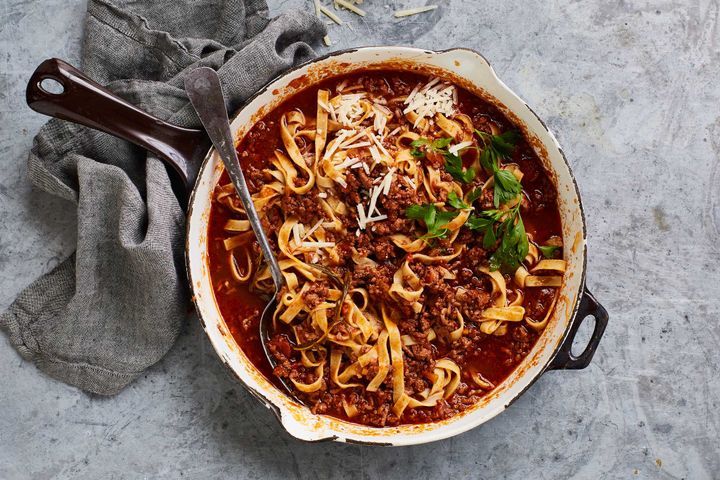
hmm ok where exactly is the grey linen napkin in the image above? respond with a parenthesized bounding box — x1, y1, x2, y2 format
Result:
(0, 0, 325, 395)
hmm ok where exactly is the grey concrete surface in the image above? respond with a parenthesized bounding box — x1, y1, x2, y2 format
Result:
(1, 0, 719, 478)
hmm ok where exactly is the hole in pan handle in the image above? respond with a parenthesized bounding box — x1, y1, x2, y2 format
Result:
(25, 58, 211, 205)
(547, 288, 608, 370)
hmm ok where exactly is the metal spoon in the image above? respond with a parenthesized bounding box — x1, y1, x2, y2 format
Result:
(183, 68, 299, 403)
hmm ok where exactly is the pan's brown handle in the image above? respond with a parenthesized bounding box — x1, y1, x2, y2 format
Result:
(26, 58, 209, 196)
(548, 288, 608, 370)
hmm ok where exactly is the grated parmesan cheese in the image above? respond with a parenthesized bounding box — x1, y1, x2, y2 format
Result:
(420, 77, 441, 93)
(341, 141, 371, 150)
(405, 83, 421, 104)
(448, 141, 473, 156)
(366, 214, 388, 222)
(301, 241, 336, 248)
(301, 220, 324, 241)
(323, 129, 354, 160)
(318, 100, 332, 113)
(366, 182, 382, 220)
(373, 107, 387, 133)
(327, 99, 338, 122)
(367, 131, 391, 158)
(356, 203, 367, 227)
(336, 156, 361, 170)
(403, 77, 456, 127)
(317, 1, 438, 42)
(356, 167, 395, 230)
(335, 93, 367, 126)
(340, 129, 366, 145)
(382, 167, 395, 195)
(368, 145, 381, 165)
(387, 126, 401, 138)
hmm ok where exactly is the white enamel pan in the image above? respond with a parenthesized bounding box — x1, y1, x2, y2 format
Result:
(26, 47, 608, 446)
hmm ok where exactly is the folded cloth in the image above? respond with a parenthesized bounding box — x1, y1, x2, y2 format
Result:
(0, 0, 325, 395)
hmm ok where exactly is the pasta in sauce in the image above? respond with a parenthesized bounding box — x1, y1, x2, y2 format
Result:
(207, 70, 565, 427)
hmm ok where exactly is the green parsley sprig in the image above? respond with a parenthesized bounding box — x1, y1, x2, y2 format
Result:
(475, 129, 523, 207)
(406, 130, 530, 271)
(410, 137, 452, 157)
(405, 203, 460, 241)
(466, 203, 529, 272)
(444, 152, 475, 183)
(447, 191, 470, 209)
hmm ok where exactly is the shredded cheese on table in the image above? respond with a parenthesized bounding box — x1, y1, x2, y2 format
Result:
(335, 0, 366, 16)
(313, 1, 439, 45)
(319, 5, 344, 24)
(394, 5, 438, 17)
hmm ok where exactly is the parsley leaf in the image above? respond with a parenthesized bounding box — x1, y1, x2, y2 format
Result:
(466, 209, 505, 249)
(444, 153, 475, 183)
(406, 203, 435, 226)
(475, 129, 519, 172)
(490, 130, 520, 156)
(489, 208, 529, 272)
(493, 169, 523, 208)
(410, 137, 454, 158)
(479, 144, 499, 173)
(466, 187, 483, 204)
(474, 129, 522, 207)
(432, 137, 453, 149)
(410, 138, 430, 157)
(538, 245, 560, 258)
(405, 203, 459, 241)
(465, 216, 496, 230)
(447, 191, 470, 209)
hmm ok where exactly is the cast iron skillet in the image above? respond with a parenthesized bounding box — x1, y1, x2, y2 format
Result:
(26, 57, 608, 387)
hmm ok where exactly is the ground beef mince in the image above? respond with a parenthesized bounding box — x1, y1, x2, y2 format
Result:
(281, 191, 326, 224)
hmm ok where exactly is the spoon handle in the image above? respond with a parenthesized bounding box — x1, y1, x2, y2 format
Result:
(184, 68, 284, 291)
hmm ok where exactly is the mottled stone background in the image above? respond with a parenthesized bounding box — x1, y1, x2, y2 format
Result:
(1, 1, 718, 479)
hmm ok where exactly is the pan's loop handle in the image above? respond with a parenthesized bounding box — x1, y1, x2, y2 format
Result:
(26, 58, 210, 200)
(548, 288, 608, 370)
